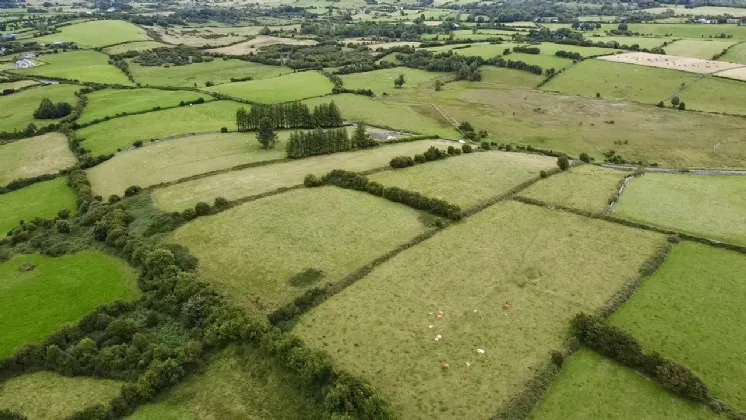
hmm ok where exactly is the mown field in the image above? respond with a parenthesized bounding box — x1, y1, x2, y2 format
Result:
(128, 345, 325, 420)
(0, 84, 79, 132)
(13, 51, 132, 85)
(614, 173, 746, 245)
(530, 350, 718, 420)
(340, 67, 451, 96)
(665, 39, 737, 59)
(719, 42, 746, 64)
(0, 371, 124, 419)
(541, 59, 697, 104)
(170, 187, 430, 312)
(33, 19, 150, 48)
(369, 151, 555, 208)
(478, 65, 544, 88)
(152, 139, 447, 211)
(0, 177, 76, 234)
(294, 200, 665, 420)
(610, 243, 746, 411)
(0, 250, 139, 359)
(0, 132, 76, 184)
(76, 100, 241, 156)
(78, 88, 211, 125)
(678, 76, 746, 115)
(207, 71, 333, 103)
(127, 59, 290, 87)
(519, 164, 626, 213)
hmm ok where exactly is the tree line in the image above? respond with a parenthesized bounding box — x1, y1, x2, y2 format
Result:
(287, 123, 376, 159)
(236, 100, 343, 132)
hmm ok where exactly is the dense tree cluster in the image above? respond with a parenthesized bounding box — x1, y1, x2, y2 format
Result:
(555, 50, 582, 60)
(134, 46, 210, 67)
(245, 43, 376, 70)
(236, 101, 343, 131)
(513, 45, 541, 54)
(287, 128, 352, 158)
(398, 50, 485, 78)
(299, 21, 437, 39)
(487, 56, 543, 74)
(33, 98, 72, 119)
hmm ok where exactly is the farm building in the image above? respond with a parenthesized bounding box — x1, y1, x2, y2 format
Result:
(14, 59, 35, 69)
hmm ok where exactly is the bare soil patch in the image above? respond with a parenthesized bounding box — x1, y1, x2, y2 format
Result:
(598, 52, 743, 74)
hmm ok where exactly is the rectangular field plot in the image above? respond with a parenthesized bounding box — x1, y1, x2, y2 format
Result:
(479, 66, 544, 88)
(207, 71, 333, 103)
(598, 52, 741, 74)
(0, 177, 76, 234)
(0, 84, 79, 132)
(13, 51, 132, 85)
(719, 42, 746, 65)
(519, 165, 626, 213)
(293, 201, 665, 420)
(0, 371, 123, 419)
(610, 243, 746, 411)
(32, 19, 149, 48)
(340, 67, 451, 96)
(542, 59, 698, 104)
(614, 173, 746, 245)
(76, 100, 241, 156)
(170, 187, 430, 313)
(78, 88, 211, 125)
(0, 133, 76, 185)
(678, 76, 746, 115)
(152, 139, 448, 212)
(529, 350, 718, 420)
(127, 59, 290, 88)
(664, 39, 737, 60)
(368, 151, 556, 209)
(0, 251, 139, 359)
(128, 345, 325, 420)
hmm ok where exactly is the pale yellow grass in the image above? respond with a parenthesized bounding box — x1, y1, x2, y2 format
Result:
(598, 52, 742, 74)
(0, 133, 76, 184)
(714, 67, 746, 81)
(208, 35, 317, 55)
(153, 140, 450, 211)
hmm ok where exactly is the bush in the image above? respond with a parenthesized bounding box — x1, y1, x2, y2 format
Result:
(181, 208, 197, 220)
(413, 154, 426, 164)
(671, 95, 680, 106)
(220, 127, 228, 133)
(539, 170, 548, 178)
(423, 146, 445, 161)
(462, 144, 473, 153)
(304, 174, 322, 187)
(390, 156, 415, 168)
(194, 202, 211, 216)
(54, 219, 71, 234)
(678, 102, 686, 110)
(480, 141, 490, 150)
(108, 195, 121, 203)
(214, 197, 230, 208)
(133, 140, 143, 148)
(57, 209, 71, 219)
(557, 155, 570, 171)
(124, 185, 142, 197)
(33, 98, 72, 119)
(447, 145, 456, 155)
(579, 152, 591, 163)
(656, 361, 709, 402)
(667, 234, 681, 244)
(657, 101, 665, 108)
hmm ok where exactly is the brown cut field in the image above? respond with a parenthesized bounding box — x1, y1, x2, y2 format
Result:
(598, 52, 742, 74)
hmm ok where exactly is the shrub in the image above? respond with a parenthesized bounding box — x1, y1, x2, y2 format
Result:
(671, 95, 680, 106)
(657, 101, 665, 107)
(33, 98, 72, 119)
(55, 220, 71, 233)
(214, 197, 230, 208)
(557, 155, 570, 171)
(304, 174, 322, 187)
(462, 144, 473, 153)
(447, 145, 456, 155)
(423, 146, 445, 161)
(390, 156, 415, 168)
(678, 102, 686, 110)
(57, 209, 71, 219)
(108, 195, 121, 203)
(667, 234, 681, 244)
(480, 141, 490, 150)
(550, 350, 564, 367)
(181, 208, 197, 220)
(656, 361, 709, 402)
(579, 152, 591, 163)
(124, 185, 142, 197)
(194, 202, 211, 216)
(133, 140, 143, 148)
(413, 154, 426, 164)
(220, 127, 228, 133)
(454, 148, 462, 155)
(539, 170, 548, 178)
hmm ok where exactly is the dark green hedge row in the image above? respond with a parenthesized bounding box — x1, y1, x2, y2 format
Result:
(0, 172, 66, 196)
(389, 145, 463, 169)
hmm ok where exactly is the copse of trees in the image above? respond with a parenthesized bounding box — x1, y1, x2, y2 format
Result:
(236, 101, 343, 131)
(555, 50, 582, 60)
(33, 98, 73, 119)
(287, 128, 351, 158)
(487, 56, 543, 75)
(513, 45, 540, 54)
(398, 50, 485, 81)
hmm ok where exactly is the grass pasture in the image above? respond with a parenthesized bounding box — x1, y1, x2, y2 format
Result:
(0, 132, 76, 184)
(207, 71, 333, 103)
(128, 345, 325, 420)
(76, 100, 241, 156)
(478, 65, 544, 88)
(369, 151, 556, 209)
(170, 187, 430, 312)
(0, 177, 76, 234)
(719, 41, 746, 64)
(542, 59, 698, 104)
(13, 51, 132, 85)
(519, 164, 626, 213)
(0, 84, 79, 133)
(102, 40, 173, 55)
(33, 19, 149, 48)
(0, 371, 124, 419)
(152, 139, 448, 211)
(293, 200, 665, 420)
(530, 350, 719, 420)
(611, 243, 746, 411)
(127, 59, 290, 88)
(340, 67, 452, 96)
(664, 39, 737, 59)
(678, 76, 746, 115)
(614, 173, 746, 245)
(78, 88, 211, 125)
(0, 251, 139, 359)
(0, 79, 38, 91)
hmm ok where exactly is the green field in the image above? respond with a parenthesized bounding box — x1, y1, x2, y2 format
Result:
(33, 19, 150, 48)
(614, 173, 746, 245)
(78, 88, 211, 125)
(0, 79, 38, 91)
(0, 84, 79, 132)
(0, 132, 76, 185)
(0, 371, 124, 419)
(0, 251, 139, 359)
(664, 39, 737, 59)
(207, 71, 333, 103)
(611, 243, 746, 411)
(644, 5, 746, 16)
(678, 76, 746, 115)
(530, 350, 719, 420)
(170, 187, 430, 312)
(340, 67, 452, 96)
(479, 65, 544, 88)
(542, 59, 697, 104)
(427, 42, 612, 66)
(13, 51, 132, 85)
(519, 164, 626, 213)
(0, 177, 76, 234)
(294, 201, 665, 420)
(369, 151, 555, 208)
(719, 41, 746, 64)
(102, 40, 172, 55)
(152, 139, 447, 211)
(544, 23, 746, 39)
(127, 59, 290, 87)
(128, 345, 325, 420)
(303, 94, 460, 138)
(77, 100, 241, 156)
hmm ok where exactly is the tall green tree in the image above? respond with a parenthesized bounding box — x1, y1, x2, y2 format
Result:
(257, 117, 276, 149)
(394, 74, 405, 88)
